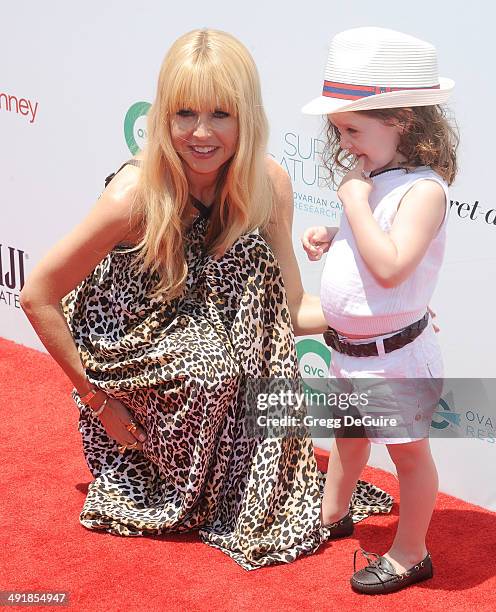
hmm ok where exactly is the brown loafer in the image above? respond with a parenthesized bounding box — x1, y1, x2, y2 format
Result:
(350, 549, 433, 594)
(322, 512, 354, 539)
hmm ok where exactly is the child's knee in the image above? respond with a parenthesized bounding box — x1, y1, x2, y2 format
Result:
(387, 439, 431, 472)
(335, 436, 371, 456)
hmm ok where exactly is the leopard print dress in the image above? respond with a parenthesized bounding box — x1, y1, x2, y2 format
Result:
(62, 174, 392, 571)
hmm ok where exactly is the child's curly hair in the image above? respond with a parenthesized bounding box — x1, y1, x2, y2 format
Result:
(323, 105, 459, 186)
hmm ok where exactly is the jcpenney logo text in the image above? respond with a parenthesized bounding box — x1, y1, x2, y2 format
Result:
(0, 91, 38, 124)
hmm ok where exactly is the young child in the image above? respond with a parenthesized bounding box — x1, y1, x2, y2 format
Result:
(301, 27, 458, 594)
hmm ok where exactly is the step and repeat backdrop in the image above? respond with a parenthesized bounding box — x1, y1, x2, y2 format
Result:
(2, 1, 495, 509)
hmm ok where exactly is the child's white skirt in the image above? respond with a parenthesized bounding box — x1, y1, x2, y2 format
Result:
(328, 322, 443, 444)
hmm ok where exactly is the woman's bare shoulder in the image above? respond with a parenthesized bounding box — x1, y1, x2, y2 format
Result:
(102, 159, 143, 244)
(104, 160, 141, 204)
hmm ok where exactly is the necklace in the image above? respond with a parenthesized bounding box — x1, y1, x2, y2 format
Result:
(369, 166, 407, 178)
(190, 195, 213, 219)
(184, 195, 213, 229)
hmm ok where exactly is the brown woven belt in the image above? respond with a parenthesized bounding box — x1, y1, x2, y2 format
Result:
(323, 312, 430, 357)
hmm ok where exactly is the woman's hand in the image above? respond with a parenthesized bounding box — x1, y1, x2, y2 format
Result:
(301, 226, 335, 261)
(337, 156, 373, 209)
(92, 395, 147, 451)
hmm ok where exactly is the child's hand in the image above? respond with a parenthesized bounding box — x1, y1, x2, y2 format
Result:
(337, 156, 373, 208)
(301, 226, 334, 261)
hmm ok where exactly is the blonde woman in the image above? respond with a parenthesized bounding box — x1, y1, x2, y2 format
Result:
(20, 29, 391, 570)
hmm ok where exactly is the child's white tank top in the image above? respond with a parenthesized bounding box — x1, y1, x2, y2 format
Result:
(320, 166, 449, 336)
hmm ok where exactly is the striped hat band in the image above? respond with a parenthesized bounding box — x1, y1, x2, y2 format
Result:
(323, 80, 441, 101)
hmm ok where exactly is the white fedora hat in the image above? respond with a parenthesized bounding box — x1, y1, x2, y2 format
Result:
(302, 27, 454, 115)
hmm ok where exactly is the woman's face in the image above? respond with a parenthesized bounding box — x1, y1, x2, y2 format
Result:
(170, 108, 238, 185)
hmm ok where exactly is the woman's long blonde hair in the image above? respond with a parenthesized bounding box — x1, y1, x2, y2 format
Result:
(127, 29, 272, 300)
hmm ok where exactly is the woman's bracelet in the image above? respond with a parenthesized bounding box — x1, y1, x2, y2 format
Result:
(79, 387, 99, 404)
(91, 396, 108, 417)
(79, 386, 109, 417)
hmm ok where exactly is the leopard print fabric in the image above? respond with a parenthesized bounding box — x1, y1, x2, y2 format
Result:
(62, 197, 392, 571)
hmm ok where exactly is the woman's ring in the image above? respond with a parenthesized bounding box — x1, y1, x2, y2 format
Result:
(118, 440, 139, 454)
(126, 421, 138, 434)
(361, 170, 368, 179)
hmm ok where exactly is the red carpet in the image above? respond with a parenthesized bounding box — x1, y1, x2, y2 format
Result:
(1, 336, 495, 611)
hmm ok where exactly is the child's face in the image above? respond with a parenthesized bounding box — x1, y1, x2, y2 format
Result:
(329, 112, 404, 173)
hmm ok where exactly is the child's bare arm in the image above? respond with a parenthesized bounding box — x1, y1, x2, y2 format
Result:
(339, 159, 446, 288)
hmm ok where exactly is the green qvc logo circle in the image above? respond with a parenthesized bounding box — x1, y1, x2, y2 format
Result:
(124, 101, 151, 154)
(296, 339, 331, 393)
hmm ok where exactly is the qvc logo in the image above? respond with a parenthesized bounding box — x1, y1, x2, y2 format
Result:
(0, 91, 38, 124)
(296, 339, 332, 394)
(124, 101, 151, 154)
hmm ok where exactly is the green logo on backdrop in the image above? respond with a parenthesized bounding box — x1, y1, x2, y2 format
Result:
(124, 101, 151, 154)
(296, 339, 331, 393)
